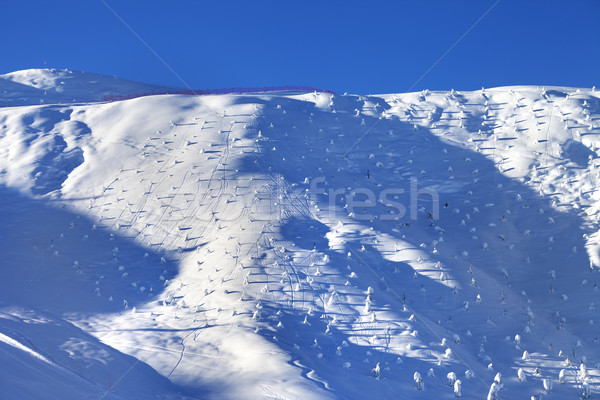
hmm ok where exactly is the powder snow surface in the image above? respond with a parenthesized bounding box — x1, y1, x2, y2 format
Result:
(1, 69, 600, 399)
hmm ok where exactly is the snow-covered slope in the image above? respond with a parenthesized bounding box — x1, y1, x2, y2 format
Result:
(0, 68, 176, 107)
(1, 69, 599, 399)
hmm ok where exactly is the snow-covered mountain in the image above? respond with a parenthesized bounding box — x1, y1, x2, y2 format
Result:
(1, 69, 599, 399)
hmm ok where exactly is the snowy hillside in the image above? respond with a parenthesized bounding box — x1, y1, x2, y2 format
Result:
(1, 69, 599, 400)
(0, 68, 176, 107)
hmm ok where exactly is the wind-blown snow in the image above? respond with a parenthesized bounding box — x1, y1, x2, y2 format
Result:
(1, 69, 599, 399)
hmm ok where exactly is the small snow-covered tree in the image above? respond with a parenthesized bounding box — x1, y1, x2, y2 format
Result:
(335, 346, 342, 356)
(487, 382, 500, 400)
(447, 371, 457, 386)
(514, 334, 521, 344)
(543, 378, 552, 393)
(364, 299, 372, 313)
(578, 363, 589, 380)
(454, 380, 462, 398)
(581, 381, 591, 399)
(493, 373, 503, 390)
(517, 368, 526, 382)
(445, 348, 453, 358)
(371, 363, 381, 380)
(414, 372, 424, 390)
(558, 368, 566, 384)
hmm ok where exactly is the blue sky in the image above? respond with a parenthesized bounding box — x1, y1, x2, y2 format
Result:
(2, 0, 599, 94)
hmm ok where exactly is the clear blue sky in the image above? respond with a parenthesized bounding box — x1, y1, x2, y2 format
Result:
(2, 0, 599, 94)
